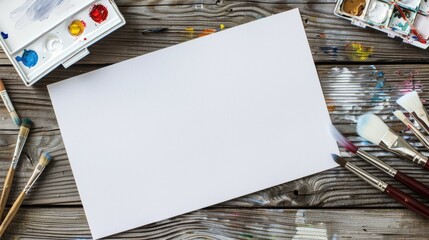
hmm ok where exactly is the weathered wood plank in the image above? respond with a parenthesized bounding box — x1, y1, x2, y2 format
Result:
(2, 64, 429, 207)
(1, 1, 429, 66)
(3, 207, 429, 239)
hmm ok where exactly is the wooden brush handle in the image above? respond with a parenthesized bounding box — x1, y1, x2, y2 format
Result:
(0, 191, 25, 236)
(385, 185, 429, 218)
(0, 168, 15, 219)
(395, 171, 429, 200)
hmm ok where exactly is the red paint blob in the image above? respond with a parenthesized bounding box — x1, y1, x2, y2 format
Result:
(90, 4, 108, 23)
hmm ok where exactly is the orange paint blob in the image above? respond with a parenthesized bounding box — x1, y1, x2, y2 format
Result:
(69, 20, 86, 37)
(199, 29, 216, 37)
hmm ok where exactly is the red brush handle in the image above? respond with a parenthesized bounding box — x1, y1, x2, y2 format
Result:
(385, 185, 429, 218)
(395, 171, 429, 200)
(394, 3, 427, 44)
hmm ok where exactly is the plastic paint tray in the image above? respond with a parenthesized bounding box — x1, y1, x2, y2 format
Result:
(334, 0, 429, 49)
(0, 0, 126, 86)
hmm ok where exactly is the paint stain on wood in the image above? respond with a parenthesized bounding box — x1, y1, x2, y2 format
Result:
(199, 28, 217, 37)
(346, 42, 373, 61)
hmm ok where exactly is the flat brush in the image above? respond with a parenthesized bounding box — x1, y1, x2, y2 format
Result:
(357, 114, 429, 170)
(394, 110, 429, 150)
(0, 79, 20, 126)
(332, 154, 429, 219)
(0, 118, 32, 219)
(331, 125, 429, 199)
(397, 91, 429, 135)
(0, 152, 52, 236)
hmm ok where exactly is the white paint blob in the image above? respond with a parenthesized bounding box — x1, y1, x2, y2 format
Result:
(366, 0, 390, 25)
(45, 35, 63, 53)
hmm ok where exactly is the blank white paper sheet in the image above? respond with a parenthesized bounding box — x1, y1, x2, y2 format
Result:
(48, 8, 339, 239)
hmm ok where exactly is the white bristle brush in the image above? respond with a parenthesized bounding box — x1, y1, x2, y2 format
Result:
(357, 113, 429, 170)
(394, 110, 429, 150)
(397, 91, 429, 134)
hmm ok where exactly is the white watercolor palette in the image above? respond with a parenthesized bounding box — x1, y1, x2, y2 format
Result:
(0, 0, 125, 86)
(334, 0, 429, 49)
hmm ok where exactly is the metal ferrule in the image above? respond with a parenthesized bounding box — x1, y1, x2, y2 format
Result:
(412, 109, 429, 134)
(406, 120, 429, 150)
(379, 129, 428, 167)
(23, 163, 45, 194)
(356, 150, 397, 177)
(10, 127, 30, 169)
(345, 162, 388, 192)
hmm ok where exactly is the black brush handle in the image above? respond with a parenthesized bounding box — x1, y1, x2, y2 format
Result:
(385, 184, 429, 218)
(395, 171, 429, 200)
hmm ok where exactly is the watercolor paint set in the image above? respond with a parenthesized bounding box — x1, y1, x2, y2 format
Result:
(334, 0, 429, 49)
(0, 0, 125, 86)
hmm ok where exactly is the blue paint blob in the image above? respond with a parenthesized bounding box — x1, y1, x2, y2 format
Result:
(0, 32, 8, 39)
(15, 49, 38, 68)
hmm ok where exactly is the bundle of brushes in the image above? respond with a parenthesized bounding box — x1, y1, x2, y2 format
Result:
(0, 116, 53, 236)
(331, 91, 429, 218)
(0, 152, 52, 236)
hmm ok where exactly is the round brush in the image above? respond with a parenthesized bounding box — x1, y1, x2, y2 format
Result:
(332, 154, 429, 219)
(0, 118, 33, 219)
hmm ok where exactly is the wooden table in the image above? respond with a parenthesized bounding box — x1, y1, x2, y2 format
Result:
(1, 0, 429, 238)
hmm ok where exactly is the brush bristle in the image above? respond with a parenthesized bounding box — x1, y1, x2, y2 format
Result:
(331, 154, 347, 167)
(10, 111, 21, 126)
(397, 91, 423, 113)
(0, 79, 4, 91)
(393, 110, 411, 125)
(38, 152, 52, 167)
(330, 125, 358, 153)
(356, 114, 389, 145)
(20, 118, 32, 129)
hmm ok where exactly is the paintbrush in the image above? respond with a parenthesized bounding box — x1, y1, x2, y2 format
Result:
(0, 118, 32, 219)
(332, 154, 429, 219)
(331, 125, 429, 199)
(0, 152, 52, 236)
(393, 2, 427, 44)
(356, 113, 429, 170)
(0, 79, 20, 126)
(397, 91, 429, 135)
(394, 110, 429, 150)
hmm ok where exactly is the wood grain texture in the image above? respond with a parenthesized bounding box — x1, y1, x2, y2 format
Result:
(2, 207, 429, 239)
(1, 64, 429, 208)
(1, 0, 429, 237)
(1, 0, 429, 65)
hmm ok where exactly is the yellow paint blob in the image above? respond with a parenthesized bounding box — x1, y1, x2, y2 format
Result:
(69, 20, 85, 37)
(346, 42, 373, 61)
(220, 24, 225, 30)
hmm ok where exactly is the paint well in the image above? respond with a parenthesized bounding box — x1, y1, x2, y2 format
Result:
(414, 14, 429, 39)
(365, 0, 390, 25)
(45, 36, 63, 53)
(389, 7, 415, 34)
(16, 49, 38, 68)
(341, 0, 367, 16)
(69, 20, 86, 36)
(90, 4, 108, 23)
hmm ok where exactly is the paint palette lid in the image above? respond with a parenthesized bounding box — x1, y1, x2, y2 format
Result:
(0, 0, 95, 54)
